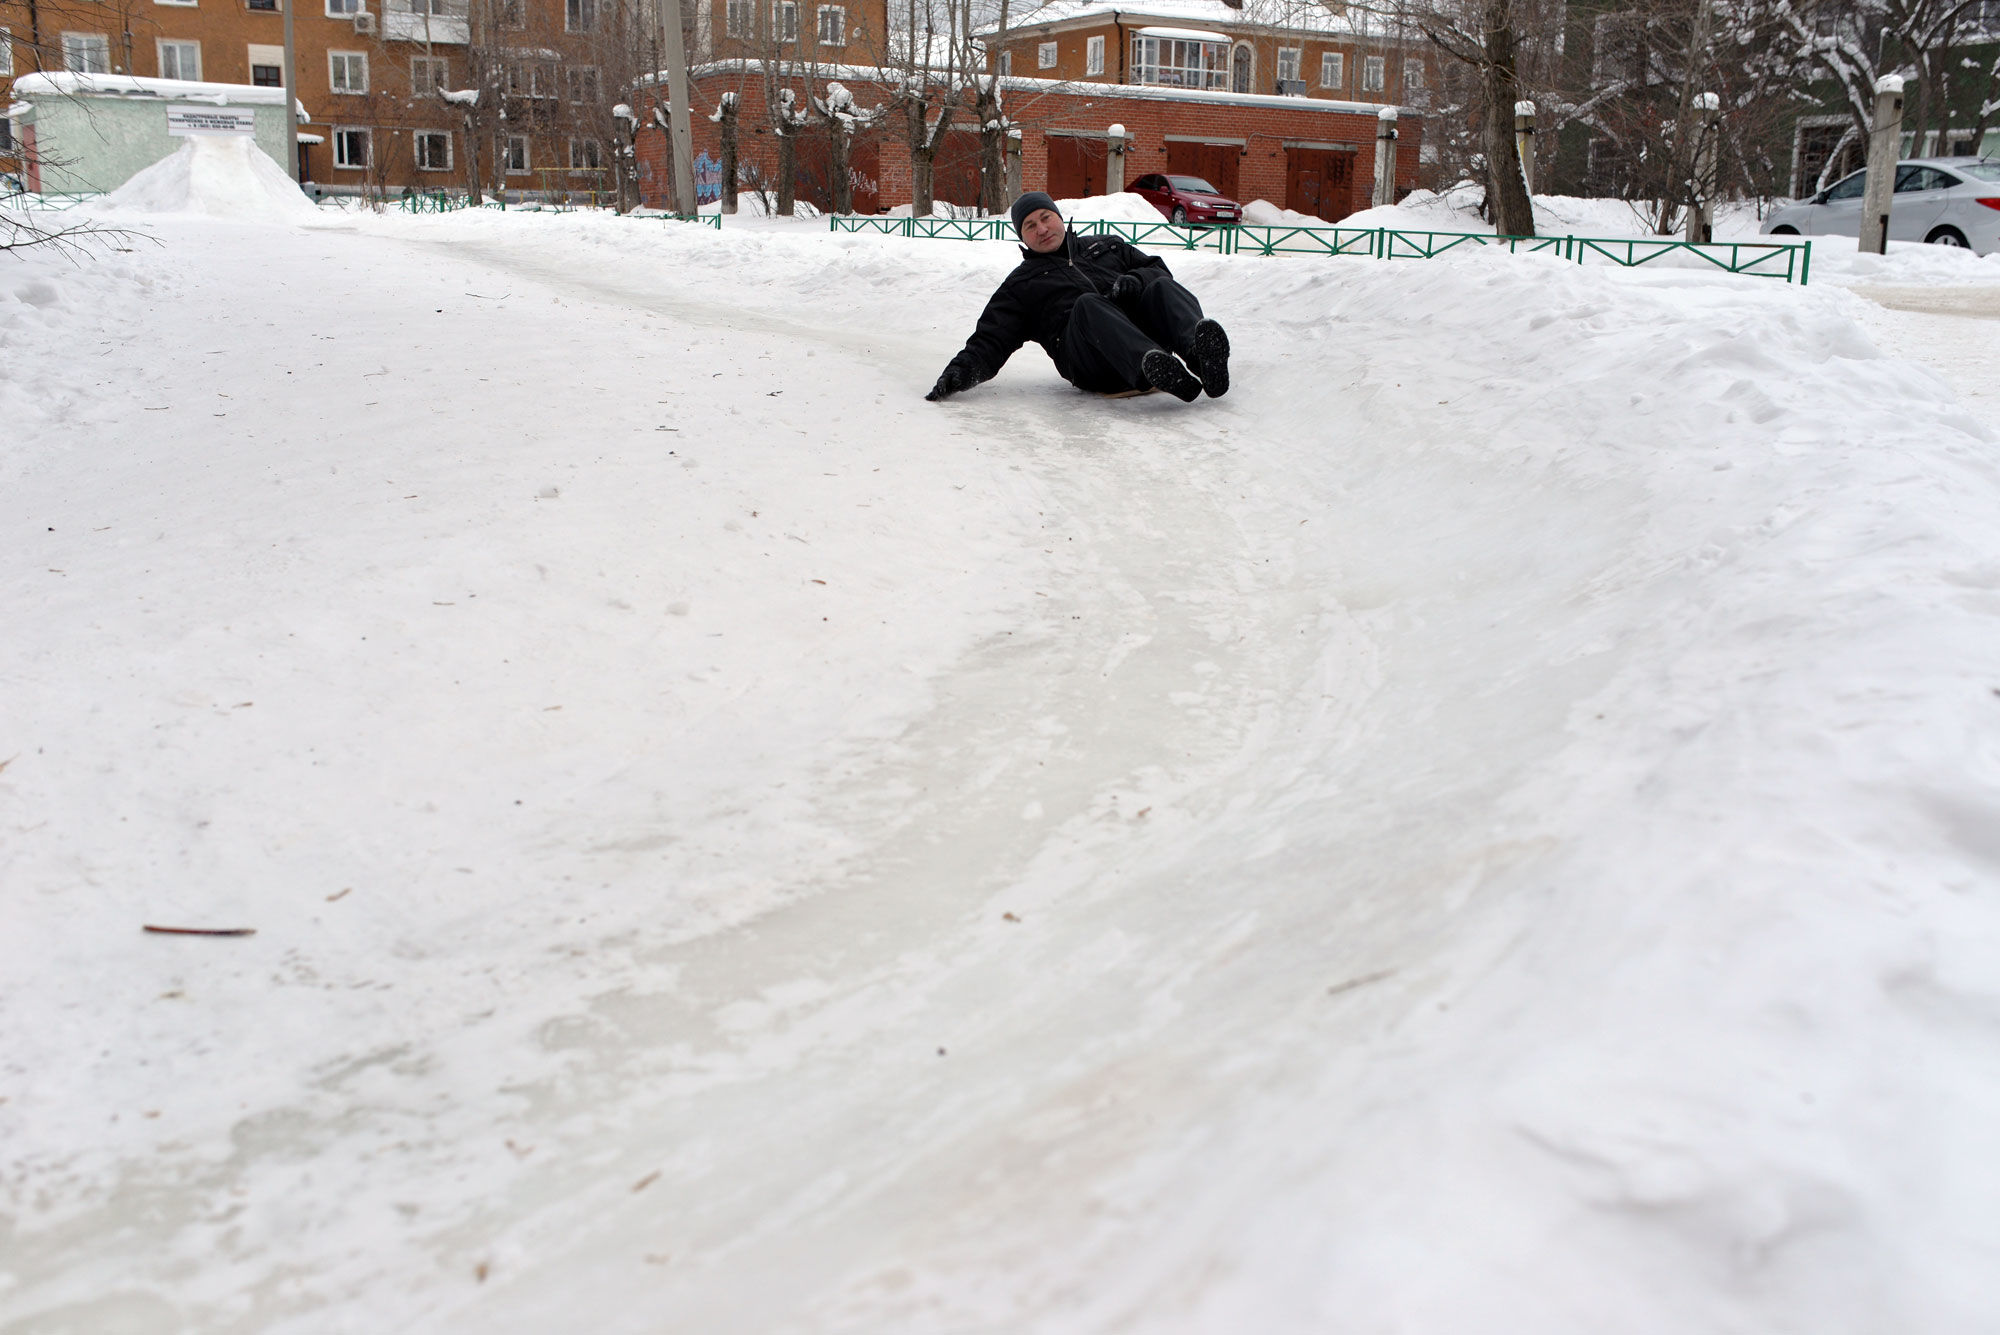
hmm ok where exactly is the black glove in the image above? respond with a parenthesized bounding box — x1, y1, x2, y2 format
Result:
(926, 363, 975, 402)
(1109, 273, 1142, 302)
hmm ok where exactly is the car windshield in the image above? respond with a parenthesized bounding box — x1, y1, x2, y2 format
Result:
(1168, 176, 1220, 194)
(1960, 162, 2000, 183)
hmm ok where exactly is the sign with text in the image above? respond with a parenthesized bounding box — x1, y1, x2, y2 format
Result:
(167, 108, 257, 137)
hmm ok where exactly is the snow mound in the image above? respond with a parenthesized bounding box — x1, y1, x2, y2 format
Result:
(1060, 190, 1171, 224)
(90, 137, 317, 222)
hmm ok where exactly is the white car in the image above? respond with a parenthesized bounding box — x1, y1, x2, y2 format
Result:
(1761, 156, 2000, 255)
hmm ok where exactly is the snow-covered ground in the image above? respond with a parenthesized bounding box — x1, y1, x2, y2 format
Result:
(5, 155, 2000, 1333)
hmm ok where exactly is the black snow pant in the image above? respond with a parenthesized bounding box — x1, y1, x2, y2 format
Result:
(1055, 279, 1206, 394)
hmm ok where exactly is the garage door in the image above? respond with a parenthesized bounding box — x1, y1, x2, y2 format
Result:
(1047, 134, 1107, 200)
(1165, 141, 1240, 201)
(1285, 146, 1357, 223)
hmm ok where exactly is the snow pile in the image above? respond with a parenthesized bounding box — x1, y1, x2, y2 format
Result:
(3, 208, 2000, 1333)
(1060, 189, 1173, 224)
(89, 136, 317, 222)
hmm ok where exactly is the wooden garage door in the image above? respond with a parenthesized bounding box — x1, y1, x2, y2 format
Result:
(1047, 134, 1107, 200)
(933, 129, 984, 208)
(1285, 146, 1357, 223)
(795, 135, 882, 215)
(1164, 141, 1240, 201)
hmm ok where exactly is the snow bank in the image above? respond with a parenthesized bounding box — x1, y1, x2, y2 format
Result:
(1060, 189, 1171, 224)
(88, 136, 319, 222)
(4, 206, 2000, 1334)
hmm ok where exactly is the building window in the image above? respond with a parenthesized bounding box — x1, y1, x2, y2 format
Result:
(816, 4, 843, 45)
(156, 0, 198, 8)
(505, 133, 529, 173)
(1403, 58, 1423, 91)
(248, 0, 277, 10)
(1037, 40, 1056, 68)
(999, 49, 1011, 75)
(1362, 54, 1384, 91)
(1086, 34, 1103, 75)
(329, 50, 367, 92)
(62, 32, 112, 73)
(565, 65, 599, 103)
(725, 0, 751, 35)
(251, 63, 281, 85)
(496, 0, 524, 26)
(333, 125, 370, 168)
(565, 0, 593, 31)
(1129, 34, 1228, 89)
(2, 27, 15, 79)
(414, 130, 451, 169)
(412, 55, 446, 90)
(1320, 51, 1343, 87)
(326, 0, 360, 14)
(1275, 47, 1300, 83)
(158, 39, 201, 79)
(568, 138, 602, 169)
(773, 1, 797, 42)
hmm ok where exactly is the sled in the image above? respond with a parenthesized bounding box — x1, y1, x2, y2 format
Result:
(1097, 386, 1159, 399)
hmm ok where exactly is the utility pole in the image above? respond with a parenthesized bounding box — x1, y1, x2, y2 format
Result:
(1859, 74, 1904, 255)
(657, 0, 697, 216)
(282, 0, 300, 181)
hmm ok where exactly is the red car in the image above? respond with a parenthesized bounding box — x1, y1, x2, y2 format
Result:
(1131, 173, 1242, 226)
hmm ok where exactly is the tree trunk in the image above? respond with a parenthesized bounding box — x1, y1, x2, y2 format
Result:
(720, 99, 739, 214)
(462, 112, 485, 206)
(1480, 0, 1535, 237)
(777, 130, 796, 216)
(912, 147, 937, 216)
(829, 125, 853, 215)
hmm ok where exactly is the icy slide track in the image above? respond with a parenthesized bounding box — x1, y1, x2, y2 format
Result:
(5, 215, 1999, 1334)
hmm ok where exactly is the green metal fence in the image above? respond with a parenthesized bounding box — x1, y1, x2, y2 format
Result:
(828, 213, 1813, 284)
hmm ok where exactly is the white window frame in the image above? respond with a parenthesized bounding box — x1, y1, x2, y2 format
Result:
(773, 1, 797, 42)
(1362, 54, 1385, 91)
(62, 32, 112, 74)
(999, 49, 1011, 76)
(1320, 50, 1343, 87)
(326, 0, 361, 14)
(816, 4, 844, 45)
(1129, 34, 1228, 89)
(565, 64, 599, 103)
(411, 54, 446, 90)
(1085, 34, 1103, 75)
(329, 49, 368, 93)
(565, 0, 593, 31)
(1, 27, 13, 79)
(568, 137, 601, 170)
(1403, 58, 1423, 91)
(155, 0, 198, 8)
(1037, 40, 1056, 69)
(1275, 46, 1300, 83)
(333, 125, 370, 168)
(504, 133, 530, 174)
(157, 38, 201, 79)
(725, 0, 751, 36)
(414, 129, 451, 170)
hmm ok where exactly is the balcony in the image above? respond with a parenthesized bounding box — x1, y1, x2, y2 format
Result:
(383, 2, 470, 44)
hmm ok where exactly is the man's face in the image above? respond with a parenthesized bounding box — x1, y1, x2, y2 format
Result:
(1019, 207, 1066, 254)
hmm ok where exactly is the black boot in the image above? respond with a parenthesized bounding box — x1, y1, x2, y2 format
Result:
(1189, 319, 1230, 398)
(1141, 349, 1202, 403)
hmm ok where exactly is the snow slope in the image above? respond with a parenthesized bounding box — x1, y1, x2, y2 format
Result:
(84, 136, 319, 222)
(4, 203, 2000, 1334)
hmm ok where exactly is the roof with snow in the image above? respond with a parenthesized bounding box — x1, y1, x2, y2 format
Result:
(11, 71, 295, 106)
(979, 0, 1373, 40)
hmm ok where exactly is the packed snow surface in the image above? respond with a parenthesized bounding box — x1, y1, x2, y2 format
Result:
(86, 136, 318, 222)
(4, 200, 2000, 1334)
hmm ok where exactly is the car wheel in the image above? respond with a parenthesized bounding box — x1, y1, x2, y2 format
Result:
(1171, 207, 1188, 225)
(1926, 226, 1970, 248)
(1767, 225, 1799, 235)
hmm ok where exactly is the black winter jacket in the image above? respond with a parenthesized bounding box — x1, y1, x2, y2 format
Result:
(943, 231, 1171, 387)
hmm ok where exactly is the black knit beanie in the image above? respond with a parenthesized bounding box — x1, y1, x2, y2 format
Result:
(1010, 191, 1058, 233)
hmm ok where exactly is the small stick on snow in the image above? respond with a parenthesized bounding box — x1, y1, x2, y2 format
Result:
(142, 925, 257, 937)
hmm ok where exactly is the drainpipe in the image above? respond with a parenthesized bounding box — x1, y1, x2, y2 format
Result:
(1114, 12, 1124, 83)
